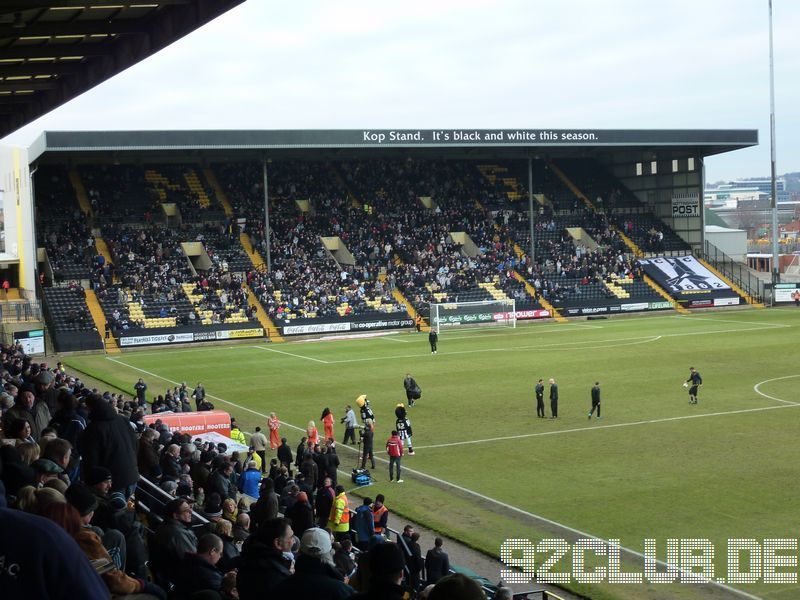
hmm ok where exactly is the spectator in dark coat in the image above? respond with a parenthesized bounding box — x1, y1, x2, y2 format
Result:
(174, 533, 229, 599)
(272, 527, 354, 600)
(48, 391, 86, 450)
(277, 437, 293, 469)
(350, 541, 406, 600)
(249, 478, 278, 532)
(160, 444, 182, 482)
(236, 517, 293, 600)
(284, 491, 314, 537)
(137, 428, 161, 481)
(206, 461, 236, 501)
(80, 393, 138, 497)
(424, 537, 450, 584)
(315, 477, 335, 529)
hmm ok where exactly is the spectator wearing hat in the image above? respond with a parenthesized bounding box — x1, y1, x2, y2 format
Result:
(237, 517, 294, 599)
(272, 527, 354, 600)
(81, 393, 139, 498)
(285, 490, 314, 538)
(153, 497, 198, 564)
(31, 458, 64, 487)
(33, 369, 59, 415)
(350, 541, 407, 600)
(65, 483, 127, 572)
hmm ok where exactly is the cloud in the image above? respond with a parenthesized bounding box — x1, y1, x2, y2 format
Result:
(3, 0, 799, 180)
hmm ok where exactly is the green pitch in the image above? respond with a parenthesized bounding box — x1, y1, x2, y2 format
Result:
(67, 308, 800, 600)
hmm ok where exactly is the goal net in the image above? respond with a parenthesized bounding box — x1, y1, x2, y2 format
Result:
(429, 299, 516, 334)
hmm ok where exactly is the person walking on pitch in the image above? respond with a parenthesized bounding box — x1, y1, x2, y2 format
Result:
(588, 382, 601, 419)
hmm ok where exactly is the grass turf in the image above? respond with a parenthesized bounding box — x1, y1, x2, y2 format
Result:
(66, 308, 800, 600)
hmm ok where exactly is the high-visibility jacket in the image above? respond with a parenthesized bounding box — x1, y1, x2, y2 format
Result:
(327, 492, 350, 532)
(230, 427, 247, 445)
(372, 503, 388, 534)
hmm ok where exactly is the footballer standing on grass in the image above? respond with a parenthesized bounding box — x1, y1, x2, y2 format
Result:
(685, 366, 703, 404)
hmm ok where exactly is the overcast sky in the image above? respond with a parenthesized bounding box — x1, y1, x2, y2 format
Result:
(3, 0, 798, 182)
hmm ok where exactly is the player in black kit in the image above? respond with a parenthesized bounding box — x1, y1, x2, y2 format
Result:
(686, 367, 702, 404)
(535, 379, 545, 418)
(588, 382, 601, 419)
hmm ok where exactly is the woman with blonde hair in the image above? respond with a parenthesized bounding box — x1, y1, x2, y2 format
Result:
(306, 420, 319, 446)
(16, 441, 40, 466)
(15, 485, 65, 514)
(214, 517, 240, 573)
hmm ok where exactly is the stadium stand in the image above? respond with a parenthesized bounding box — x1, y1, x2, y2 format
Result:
(34, 155, 702, 348)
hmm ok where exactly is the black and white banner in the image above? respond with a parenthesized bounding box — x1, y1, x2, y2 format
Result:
(638, 256, 730, 297)
(120, 333, 194, 347)
(672, 194, 700, 218)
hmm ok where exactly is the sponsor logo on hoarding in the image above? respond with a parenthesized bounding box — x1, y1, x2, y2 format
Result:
(492, 310, 551, 320)
(648, 301, 672, 310)
(284, 322, 352, 335)
(713, 297, 740, 307)
(193, 331, 217, 341)
(120, 333, 193, 347)
(581, 307, 608, 314)
(351, 319, 414, 330)
(689, 299, 713, 308)
(621, 303, 649, 312)
(219, 328, 264, 339)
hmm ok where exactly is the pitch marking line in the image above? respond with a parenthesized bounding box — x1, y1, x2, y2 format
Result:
(101, 356, 769, 600)
(675, 315, 792, 328)
(753, 374, 800, 405)
(253, 345, 330, 363)
(409, 403, 800, 451)
(253, 323, 782, 365)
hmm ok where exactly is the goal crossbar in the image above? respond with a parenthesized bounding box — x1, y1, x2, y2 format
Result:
(429, 299, 516, 334)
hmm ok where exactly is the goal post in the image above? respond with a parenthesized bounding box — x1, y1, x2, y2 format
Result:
(429, 299, 516, 334)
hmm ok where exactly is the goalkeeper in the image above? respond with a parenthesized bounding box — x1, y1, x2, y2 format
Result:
(685, 366, 703, 404)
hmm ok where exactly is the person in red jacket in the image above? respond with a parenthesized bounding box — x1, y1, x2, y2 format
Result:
(386, 430, 404, 483)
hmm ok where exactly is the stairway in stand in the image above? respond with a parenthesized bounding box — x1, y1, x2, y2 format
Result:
(391, 288, 428, 330)
(512, 271, 567, 323)
(238, 231, 283, 342)
(68, 170, 93, 216)
(84, 289, 120, 353)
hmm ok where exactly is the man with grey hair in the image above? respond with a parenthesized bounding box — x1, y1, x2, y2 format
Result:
(272, 527, 354, 599)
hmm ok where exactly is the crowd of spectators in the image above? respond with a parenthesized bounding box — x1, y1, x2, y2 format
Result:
(0, 342, 490, 599)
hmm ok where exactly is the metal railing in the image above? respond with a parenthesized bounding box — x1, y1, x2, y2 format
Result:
(703, 240, 765, 302)
(0, 299, 43, 322)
